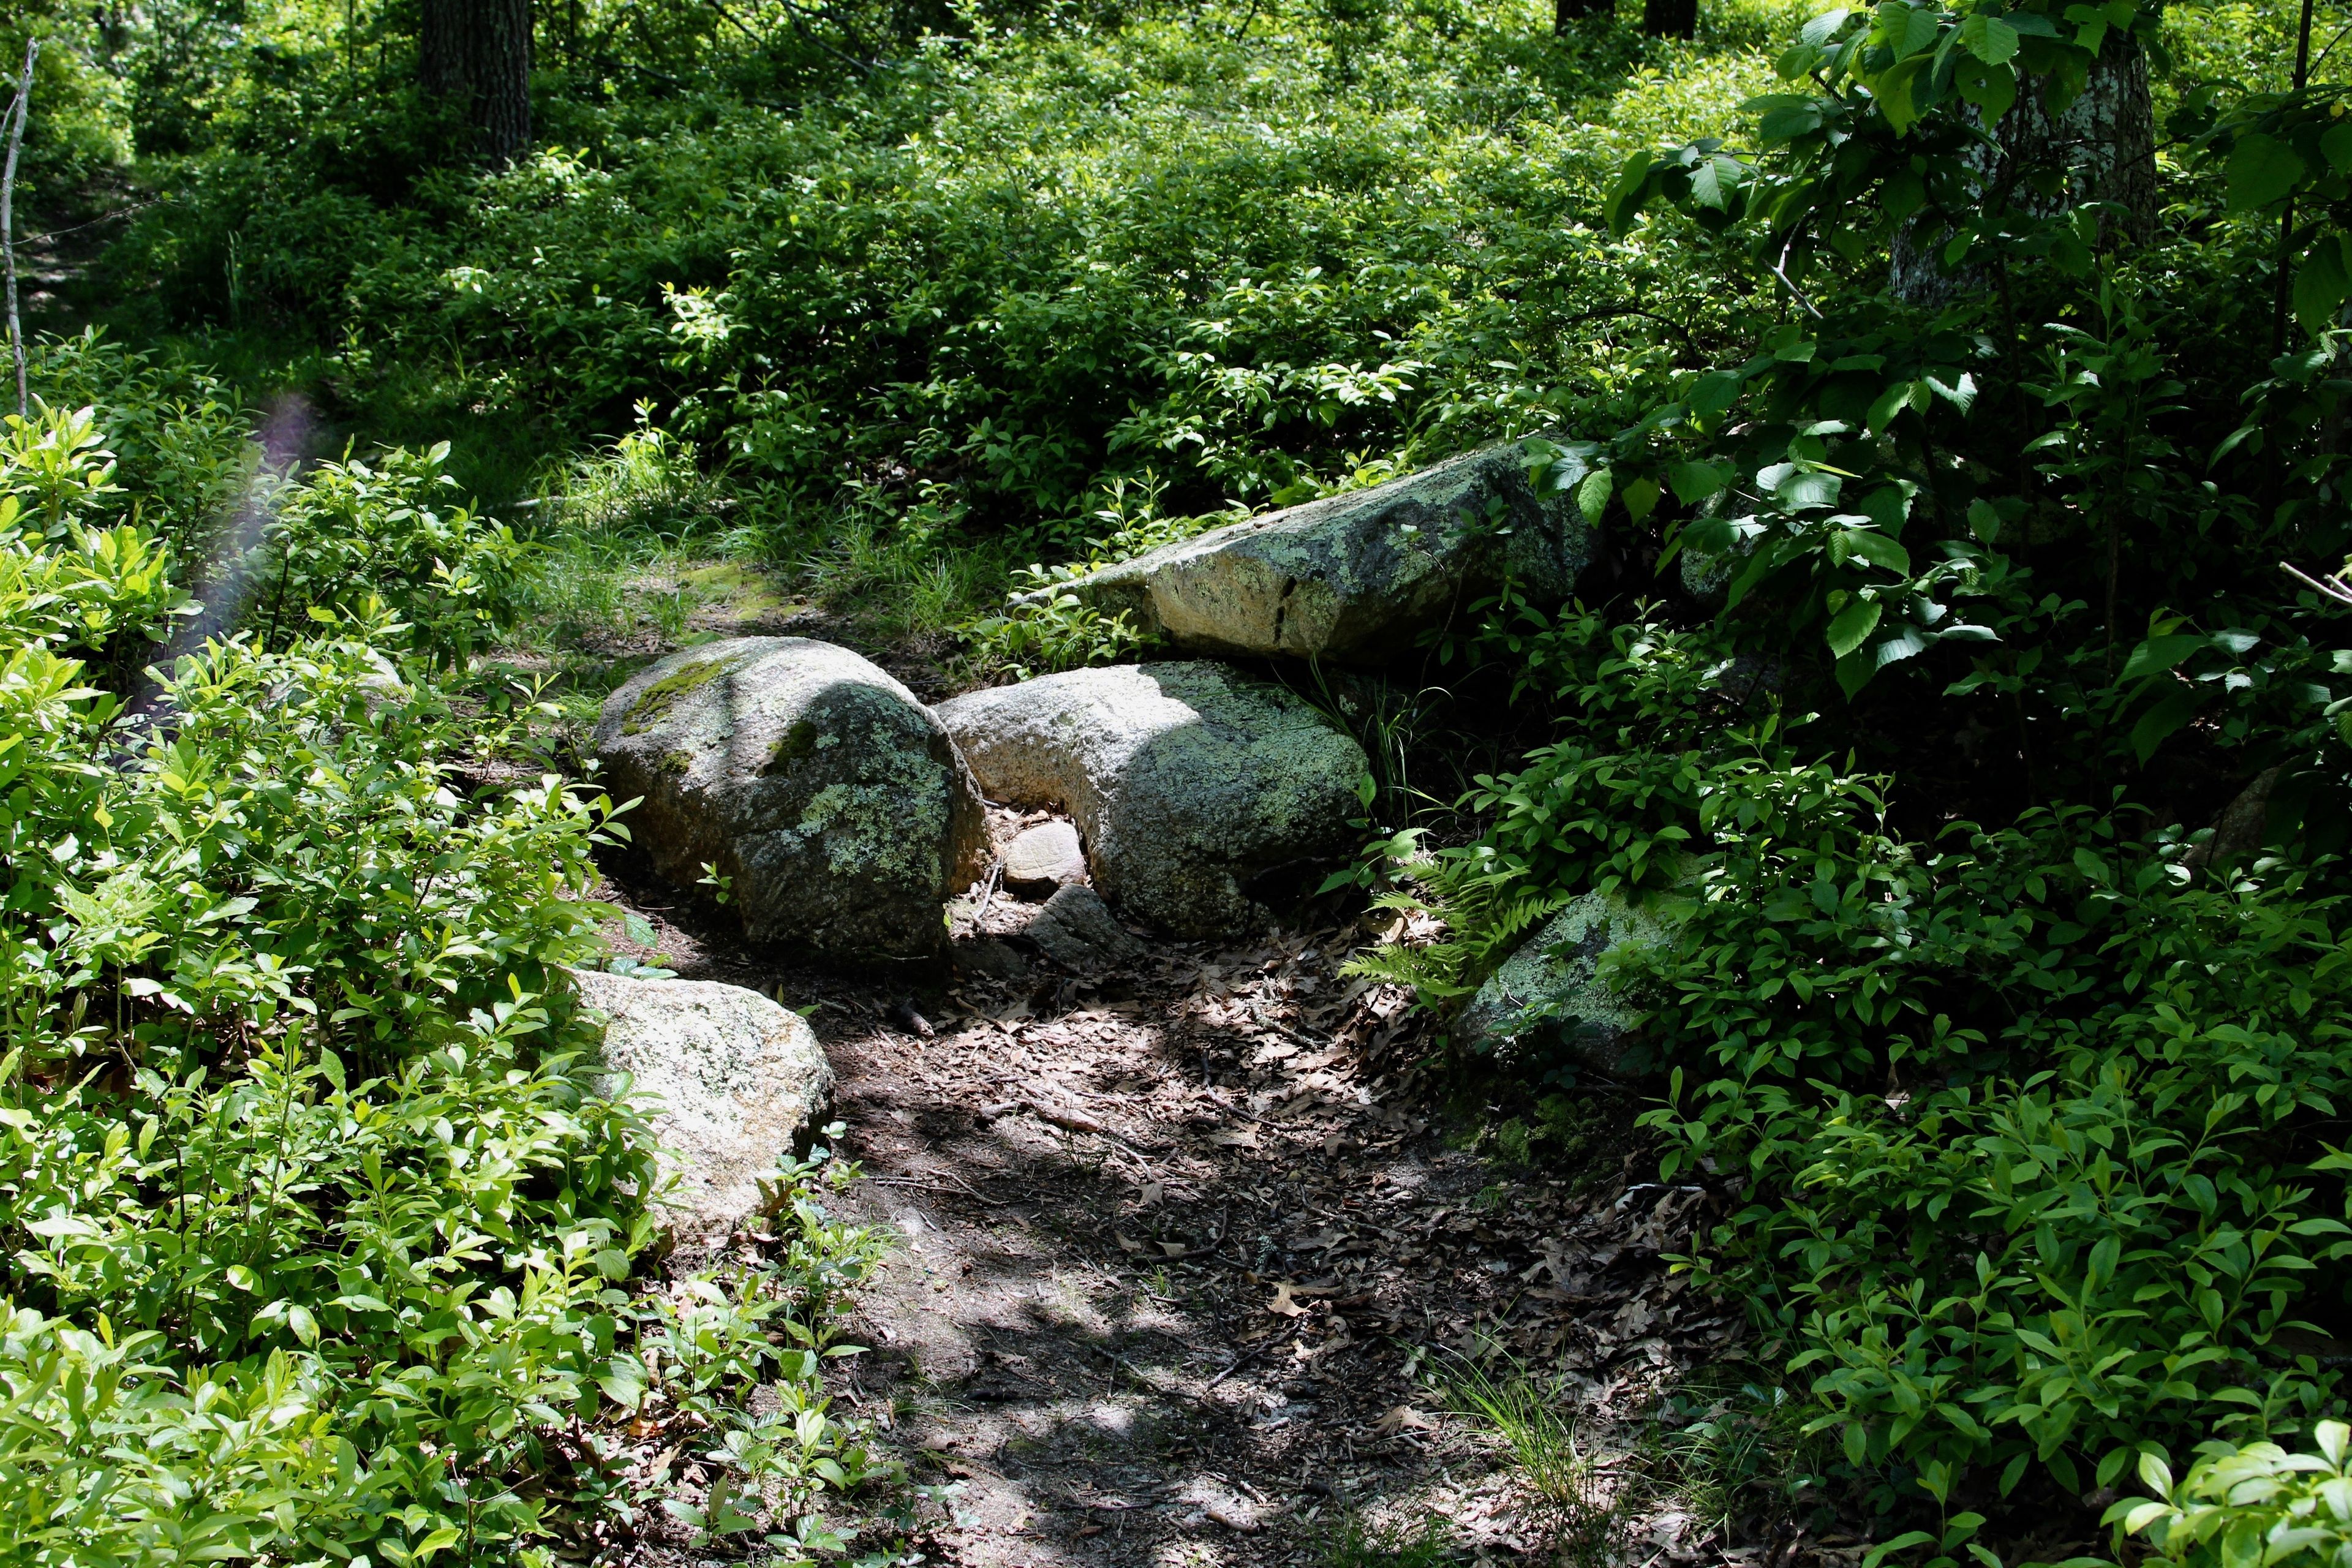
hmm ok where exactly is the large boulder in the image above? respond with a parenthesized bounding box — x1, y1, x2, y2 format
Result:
(1456, 892, 1681, 1078)
(568, 967, 834, 1249)
(1017, 438, 1593, 663)
(594, 637, 987, 963)
(935, 662, 1366, 937)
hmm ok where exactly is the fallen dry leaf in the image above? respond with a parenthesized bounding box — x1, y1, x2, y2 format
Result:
(1375, 1404, 1436, 1436)
(1207, 1126, 1260, 1148)
(1267, 1282, 1308, 1317)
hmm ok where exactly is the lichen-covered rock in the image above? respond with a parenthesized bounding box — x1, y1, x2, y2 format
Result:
(934, 662, 1366, 937)
(1017, 438, 1593, 663)
(1457, 892, 1681, 1077)
(594, 637, 987, 962)
(568, 967, 834, 1250)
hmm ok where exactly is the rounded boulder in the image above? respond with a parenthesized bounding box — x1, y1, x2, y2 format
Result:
(934, 662, 1366, 937)
(594, 636, 987, 963)
(569, 967, 834, 1251)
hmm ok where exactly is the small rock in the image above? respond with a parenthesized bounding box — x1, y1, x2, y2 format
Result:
(1016, 437, 1593, 663)
(1457, 891, 1682, 1077)
(1022, 884, 1147, 970)
(567, 967, 834, 1250)
(935, 662, 1366, 937)
(592, 636, 987, 963)
(1001, 820, 1087, 895)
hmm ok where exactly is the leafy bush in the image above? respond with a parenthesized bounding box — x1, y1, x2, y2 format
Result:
(1368, 599, 2352, 1510)
(2110, 1420, 2352, 1567)
(0, 354, 892, 1563)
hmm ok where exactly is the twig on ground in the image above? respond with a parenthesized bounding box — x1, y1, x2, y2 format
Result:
(870, 1174, 1004, 1207)
(1203, 1346, 1262, 1391)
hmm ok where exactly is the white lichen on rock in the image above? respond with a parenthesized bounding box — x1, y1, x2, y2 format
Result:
(593, 636, 986, 962)
(935, 661, 1366, 936)
(568, 966, 834, 1251)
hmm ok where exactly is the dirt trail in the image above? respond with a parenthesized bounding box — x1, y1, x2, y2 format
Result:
(608, 850, 1747, 1567)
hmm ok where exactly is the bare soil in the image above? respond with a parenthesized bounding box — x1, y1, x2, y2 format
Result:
(598, 845, 1763, 1568)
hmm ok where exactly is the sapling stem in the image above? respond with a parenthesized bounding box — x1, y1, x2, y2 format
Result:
(1, 40, 37, 421)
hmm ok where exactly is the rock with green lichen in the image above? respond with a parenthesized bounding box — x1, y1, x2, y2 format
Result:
(934, 662, 1366, 937)
(1013, 437, 1593, 664)
(594, 637, 987, 962)
(1456, 892, 1683, 1078)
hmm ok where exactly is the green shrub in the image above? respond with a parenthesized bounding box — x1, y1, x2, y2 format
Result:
(0, 349, 892, 1564)
(1360, 601, 2352, 1510)
(2110, 1420, 2352, 1566)
(254, 442, 531, 669)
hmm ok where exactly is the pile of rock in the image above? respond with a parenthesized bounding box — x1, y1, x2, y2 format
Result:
(571, 437, 1624, 1242)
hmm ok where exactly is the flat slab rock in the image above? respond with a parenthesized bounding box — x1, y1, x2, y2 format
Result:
(592, 636, 986, 963)
(1001, 820, 1087, 894)
(1019, 437, 1593, 663)
(935, 662, 1366, 937)
(1020, 883, 1145, 970)
(568, 967, 834, 1250)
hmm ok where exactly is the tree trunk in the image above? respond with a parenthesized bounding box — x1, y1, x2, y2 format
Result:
(1556, 0, 1613, 31)
(1892, 31, 2155, 302)
(420, 0, 533, 167)
(1643, 0, 1695, 37)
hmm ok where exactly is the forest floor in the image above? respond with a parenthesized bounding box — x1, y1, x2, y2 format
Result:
(546, 554, 1801, 1568)
(603, 875, 1774, 1567)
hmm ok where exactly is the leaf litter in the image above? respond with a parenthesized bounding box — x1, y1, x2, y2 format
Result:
(597, 861, 1788, 1566)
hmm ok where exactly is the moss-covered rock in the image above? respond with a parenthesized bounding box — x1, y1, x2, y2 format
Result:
(594, 637, 987, 962)
(1016, 437, 1593, 664)
(934, 662, 1366, 937)
(1456, 892, 1682, 1078)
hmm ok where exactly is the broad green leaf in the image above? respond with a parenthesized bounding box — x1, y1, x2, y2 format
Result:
(2119, 633, 2205, 680)
(1877, 1, 1940, 56)
(1801, 6, 1851, 45)
(1959, 12, 2019, 63)
(1691, 153, 1747, 209)
(1576, 467, 1615, 524)
(2227, 133, 2307, 212)
(1667, 460, 1733, 503)
(1842, 529, 1912, 574)
(1925, 372, 1977, 412)
(1606, 151, 1659, 234)
(412, 1526, 463, 1562)
(286, 1303, 320, 1346)
(1958, 56, 2019, 121)
(2326, 120, 2352, 174)
(1875, 622, 1929, 666)
(1681, 513, 1737, 554)
(1755, 96, 1829, 141)
(1867, 379, 1920, 433)
(1775, 468, 1844, 510)
(1828, 597, 1883, 657)
(2131, 687, 2205, 763)
(1874, 56, 1931, 132)
(2296, 236, 2351, 333)
(1623, 476, 1662, 521)
(1689, 371, 1744, 422)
